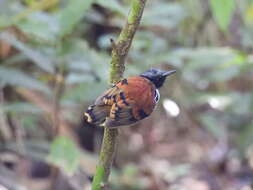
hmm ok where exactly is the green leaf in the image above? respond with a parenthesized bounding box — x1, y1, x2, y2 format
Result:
(171, 48, 246, 83)
(0, 0, 23, 28)
(16, 0, 93, 42)
(55, 0, 93, 36)
(210, 0, 235, 32)
(0, 32, 55, 73)
(63, 81, 107, 102)
(95, 0, 127, 15)
(20, 114, 39, 131)
(16, 12, 61, 42)
(142, 2, 185, 28)
(0, 66, 51, 94)
(47, 136, 80, 175)
(245, 3, 253, 22)
(57, 38, 109, 82)
(1, 102, 42, 113)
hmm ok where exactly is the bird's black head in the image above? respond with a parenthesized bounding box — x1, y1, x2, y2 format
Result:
(140, 69, 176, 88)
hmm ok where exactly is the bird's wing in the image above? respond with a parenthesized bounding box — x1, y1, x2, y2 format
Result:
(94, 85, 121, 105)
(102, 99, 137, 128)
(91, 84, 137, 127)
(84, 85, 122, 126)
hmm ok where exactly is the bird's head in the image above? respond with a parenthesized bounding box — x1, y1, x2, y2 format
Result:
(140, 69, 176, 88)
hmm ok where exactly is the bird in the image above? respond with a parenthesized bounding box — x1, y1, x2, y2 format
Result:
(84, 68, 176, 128)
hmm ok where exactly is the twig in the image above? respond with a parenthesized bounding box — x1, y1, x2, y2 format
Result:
(91, 0, 147, 189)
(0, 86, 12, 142)
(52, 67, 65, 137)
(110, 0, 147, 83)
(47, 65, 66, 190)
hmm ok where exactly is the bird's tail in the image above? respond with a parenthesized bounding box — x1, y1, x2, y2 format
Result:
(84, 105, 110, 126)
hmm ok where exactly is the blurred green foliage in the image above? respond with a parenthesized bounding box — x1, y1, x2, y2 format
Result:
(47, 136, 80, 175)
(210, 0, 235, 32)
(0, 0, 253, 189)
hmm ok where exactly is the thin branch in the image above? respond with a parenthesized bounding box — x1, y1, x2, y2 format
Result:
(91, 0, 147, 189)
(52, 67, 65, 137)
(0, 86, 12, 141)
(110, 0, 147, 83)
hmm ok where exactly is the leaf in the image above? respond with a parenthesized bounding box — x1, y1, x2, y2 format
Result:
(58, 38, 109, 82)
(4, 140, 50, 160)
(0, 0, 23, 28)
(20, 114, 39, 131)
(142, 2, 185, 28)
(95, 0, 127, 15)
(55, 0, 93, 36)
(0, 32, 55, 73)
(63, 81, 107, 102)
(0, 66, 51, 94)
(65, 73, 95, 84)
(171, 48, 246, 84)
(47, 136, 80, 175)
(16, 0, 93, 42)
(16, 11, 61, 42)
(1, 102, 42, 113)
(245, 3, 253, 22)
(210, 0, 235, 32)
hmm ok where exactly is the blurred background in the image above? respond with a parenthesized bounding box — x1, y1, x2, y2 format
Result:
(0, 0, 253, 189)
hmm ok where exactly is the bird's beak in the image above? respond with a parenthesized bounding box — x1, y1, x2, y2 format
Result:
(162, 70, 176, 77)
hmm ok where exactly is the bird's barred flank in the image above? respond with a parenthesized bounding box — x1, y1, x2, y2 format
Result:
(138, 109, 149, 119)
(119, 92, 129, 106)
(121, 79, 128, 85)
